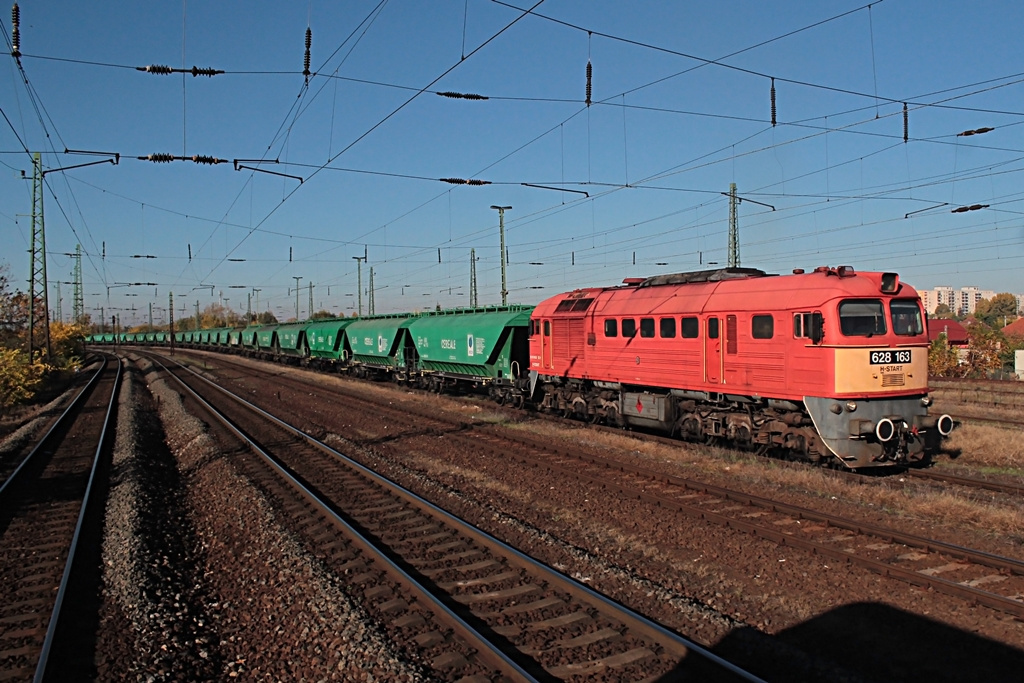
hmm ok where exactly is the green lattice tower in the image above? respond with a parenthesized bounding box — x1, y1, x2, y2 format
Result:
(369, 268, 375, 315)
(28, 152, 51, 360)
(72, 244, 84, 323)
(53, 282, 62, 323)
(470, 248, 478, 308)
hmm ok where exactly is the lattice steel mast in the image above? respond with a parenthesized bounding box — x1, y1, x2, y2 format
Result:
(728, 182, 740, 268)
(27, 152, 51, 359)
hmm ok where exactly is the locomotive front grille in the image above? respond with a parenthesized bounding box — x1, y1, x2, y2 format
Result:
(881, 373, 905, 387)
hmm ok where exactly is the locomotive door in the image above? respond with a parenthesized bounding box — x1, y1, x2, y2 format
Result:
(705, 316, 722, 384)
(541, 319, 553, 369)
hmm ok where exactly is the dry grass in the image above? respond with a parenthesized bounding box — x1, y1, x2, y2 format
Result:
(509, 420, 1024, 549)
(940, 422, 1024, 473)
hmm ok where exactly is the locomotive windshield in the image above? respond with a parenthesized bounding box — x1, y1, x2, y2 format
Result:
(890, 299, 924, 336)
(839, 299, 886, 336)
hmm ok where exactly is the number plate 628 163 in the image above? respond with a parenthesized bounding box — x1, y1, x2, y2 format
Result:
(870, 349, 911, 365)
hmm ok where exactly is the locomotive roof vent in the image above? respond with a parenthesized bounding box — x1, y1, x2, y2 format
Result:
(813, 265, 856, 277)
(636, 267, 771, 288)
(792, 268, 805, 274)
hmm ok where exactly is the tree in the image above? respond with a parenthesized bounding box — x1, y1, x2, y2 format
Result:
(0, 347, 42, 415)
(310, 309, 334, 320)
(962, 324, 1003, 377)
(932, 303, 953, 318)
(974, 293, 1019, 328)
(928, 333, 960, 377)
(255, 311, 278, 325)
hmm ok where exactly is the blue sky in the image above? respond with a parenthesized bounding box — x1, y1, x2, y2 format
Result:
(2, 0, 1023, 326)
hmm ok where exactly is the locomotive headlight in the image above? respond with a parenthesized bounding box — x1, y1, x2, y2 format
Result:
(830, 404, 843, 415)
(845, 401, 857, 412)
(921, 396, 933, 407)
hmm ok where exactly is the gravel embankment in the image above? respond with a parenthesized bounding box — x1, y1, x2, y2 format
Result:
(97, 356, 426, 680)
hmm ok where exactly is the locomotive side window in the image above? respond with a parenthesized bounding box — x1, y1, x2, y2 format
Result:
(640, 318, 655, 338)
(794, 312, 824, 342)
(622, 319, 637, 338)
(708, 318, 719, 339)
(890, 299, 924, 336)
(839, 300, 886, 336)
(681, 317, 699, 338)
(543, 320, 551, 336)
(604, 319, 618, 337)
(660, 317, 676, 338)
(752, 315, 774, 339)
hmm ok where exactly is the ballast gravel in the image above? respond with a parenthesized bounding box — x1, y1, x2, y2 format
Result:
(96, 356, 425, 681)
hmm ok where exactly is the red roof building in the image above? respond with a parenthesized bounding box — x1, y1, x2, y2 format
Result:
(928, 318, 969, 346)
(1002, 317, 1024, 339)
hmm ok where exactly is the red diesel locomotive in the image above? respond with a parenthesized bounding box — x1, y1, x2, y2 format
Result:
(527, 266, 954, 469)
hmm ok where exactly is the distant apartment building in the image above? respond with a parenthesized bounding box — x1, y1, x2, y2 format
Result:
(918, 285, 1013, 315)
(921, 286, 955, 314)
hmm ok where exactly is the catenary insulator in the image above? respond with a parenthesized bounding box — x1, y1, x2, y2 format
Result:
(191, 155, 225, 165)
(437, 91, 488, 100)
(190, 66, 223, 77)
(11, 3, 20, 58)
(770, 78, 776, 127)
(139, 64, 174, 74)
(903, 103, 908, 142)
(303, 27, 312, 80)
(585, 60, 592, 106)
(140, 153, 175, 163)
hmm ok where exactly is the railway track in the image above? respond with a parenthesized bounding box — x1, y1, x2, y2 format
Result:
(905, 468, 1024, 497)
(170, 351, 1024, 625)
(149, 351, 764, 682)
(0, 354, 122, 681)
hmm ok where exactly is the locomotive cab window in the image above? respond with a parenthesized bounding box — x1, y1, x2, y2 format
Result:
(752, 315, 774, 339)
(839, 300, 886, 336)
(640, 318, 655, 338)
(681, 317, 699, 338)
(660, 317, 676, 338)
(604, 319, 618, 337)
(622, 319, 637, 338)
(794, 312, 824, 343)
(890, 299, 924, 336)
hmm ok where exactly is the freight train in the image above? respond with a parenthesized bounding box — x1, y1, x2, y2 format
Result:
(89, 266, 954, 469)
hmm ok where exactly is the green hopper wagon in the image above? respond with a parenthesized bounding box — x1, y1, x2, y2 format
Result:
(304, 318, 356, 369)
(345, 313, 419, 377)
(274, 322, 307, 363)
(407, 306, 533, 399)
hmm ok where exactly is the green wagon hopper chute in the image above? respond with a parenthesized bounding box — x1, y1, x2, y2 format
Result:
(275, 323, 308, 358)
(240, 326, 261, 350)
(255, 325, 278, 352)
(409, 306, 533, 383)
(346, 314, 419, 369)
(305, 319, 356, 361)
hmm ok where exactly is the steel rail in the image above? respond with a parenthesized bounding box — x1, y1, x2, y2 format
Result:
(480, 429, 1024, 619)
(151, 350, 768, 683)
(0, 356, 107, 500)
(34, 354, 123, 682)
(906, 467, 1024, 496)
(150, 355, 543, 683)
